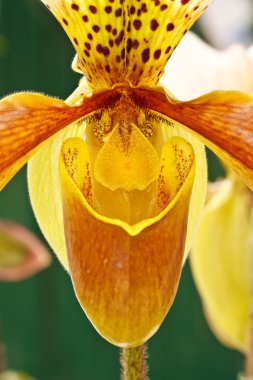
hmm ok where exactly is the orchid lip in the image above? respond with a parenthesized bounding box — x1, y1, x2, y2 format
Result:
(62, 157, 195, 237)
(60, 131, 197, 345)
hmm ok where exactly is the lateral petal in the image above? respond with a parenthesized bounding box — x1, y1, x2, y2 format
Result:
(130, 87, 253, 189)
(0, 89, 120, 190)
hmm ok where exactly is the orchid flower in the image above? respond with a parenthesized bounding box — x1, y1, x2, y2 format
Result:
(1, 0, 253, 348)
(0, 220, 51, 282)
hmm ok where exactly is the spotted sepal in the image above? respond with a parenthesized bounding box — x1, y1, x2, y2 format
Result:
(41, 0, 213, 88)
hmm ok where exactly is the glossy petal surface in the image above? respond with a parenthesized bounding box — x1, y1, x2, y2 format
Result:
(41, 0, 213, 88)
(59, 136, 196, 346)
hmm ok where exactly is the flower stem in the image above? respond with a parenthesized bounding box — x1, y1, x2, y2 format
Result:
(121, 344, 149, 380)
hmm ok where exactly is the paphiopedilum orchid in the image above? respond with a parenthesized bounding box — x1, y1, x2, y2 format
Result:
(1, 0, 253, 348)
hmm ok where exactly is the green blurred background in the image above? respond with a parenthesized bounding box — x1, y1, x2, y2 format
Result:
(0, 0, 250, 379)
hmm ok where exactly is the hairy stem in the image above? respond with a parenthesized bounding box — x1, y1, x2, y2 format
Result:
(121, 344, 149, 380)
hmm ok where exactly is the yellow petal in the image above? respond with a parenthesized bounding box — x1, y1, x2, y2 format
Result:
(28, 122, 87, 269)
(41, 0, 213, 88)
(130, 87, 253, 189)
(59, 135, 195, 346)
(191, 176, 252, 352)
(163, 121, 207, 260)
(157, 136, 194, 208)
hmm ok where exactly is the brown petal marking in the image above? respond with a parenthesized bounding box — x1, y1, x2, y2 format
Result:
(0, 90, 120, 190)
(60, 141, 195, 346)
(130, 87, 253, 189)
